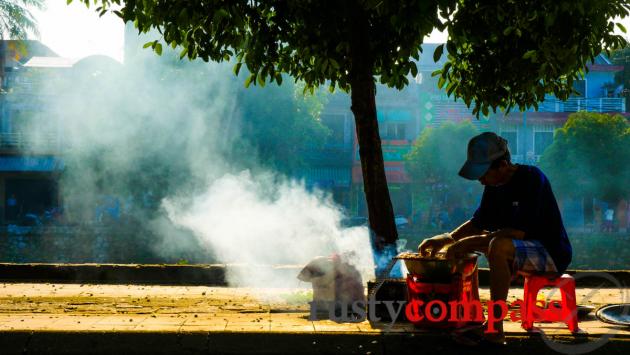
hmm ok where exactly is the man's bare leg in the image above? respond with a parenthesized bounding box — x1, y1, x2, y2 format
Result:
(486, 236, 516, 342)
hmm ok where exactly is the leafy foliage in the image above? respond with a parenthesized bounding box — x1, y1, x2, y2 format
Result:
(435, 0, 629, 116)
(0, 0, 44, 39)
(72, 0, 445, 92)
(229, 75, 331, 175)
(73, 0, 629, 116)
(539, 112, 630, 202)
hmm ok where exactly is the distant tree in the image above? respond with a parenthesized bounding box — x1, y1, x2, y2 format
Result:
(539, 112, 630, 203)
(232, 80, 330, 175)
(75, 0, 629, 247)
(404, 121, 480, 219)
(405, 121, 478, 188)
(0, 0, 45, 85)
(0, 0, 42, 38)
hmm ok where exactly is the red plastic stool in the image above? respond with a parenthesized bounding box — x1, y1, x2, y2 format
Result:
(521, 273, 579, 333)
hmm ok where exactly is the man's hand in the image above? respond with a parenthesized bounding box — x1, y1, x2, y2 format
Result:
(418, 233, 454, 257)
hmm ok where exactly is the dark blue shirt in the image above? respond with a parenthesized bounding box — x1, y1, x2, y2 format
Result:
(471, 164, 572, 272)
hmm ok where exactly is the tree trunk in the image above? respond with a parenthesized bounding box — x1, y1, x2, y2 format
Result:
(348, 9, 398, 248)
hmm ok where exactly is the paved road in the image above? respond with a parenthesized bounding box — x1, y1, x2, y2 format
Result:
(0, 283, 627, 336)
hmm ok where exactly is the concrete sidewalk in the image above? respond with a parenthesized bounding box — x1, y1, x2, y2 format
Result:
(0, 283, 628, 354)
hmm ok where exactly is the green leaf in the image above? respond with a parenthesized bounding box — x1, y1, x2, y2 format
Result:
(154, 43, 163, 55)
(523, 49, 538, 62)
(443, 62, 452, 75)
(437, 76, 446, 89)
(433, 44, 444, 63)
(244, 73, 255, 88)
(257, 72, 266, 87)
(617, 22, 627, 33)
(410, 62, 418, 77)
(212, 9, 229, 23)
(446, 41, 456, 56)
(233, 62, 243, 76)
(143, 42, 153, 49)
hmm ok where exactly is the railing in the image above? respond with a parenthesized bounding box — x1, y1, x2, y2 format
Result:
(422, 96, 626, 124)
(511, 154, 543, 165)
(0, 132, 62, 151)
(538, 97, 626, 113)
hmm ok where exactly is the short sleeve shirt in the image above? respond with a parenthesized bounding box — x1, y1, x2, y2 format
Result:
(470, 164, 572, 272)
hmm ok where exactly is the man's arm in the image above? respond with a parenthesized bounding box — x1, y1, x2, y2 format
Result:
(451, 220, 525, 241)
(445, 227, 526, 258)
(450, 219, 487, 241)
(486, 228, 525, 240)
(418, 220, 484, 257)
(419, 220, 525, 257)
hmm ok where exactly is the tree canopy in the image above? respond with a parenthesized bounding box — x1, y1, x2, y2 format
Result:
(76, 0, 629, 115)
(0, 0, 45, 85)
(539, 112, 630, 203)
(233, 79, 330, 175)
(73, 0, 630, 247)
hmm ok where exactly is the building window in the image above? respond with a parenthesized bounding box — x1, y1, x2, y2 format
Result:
(500, 131, 518, 155)
(534, 131, 554, 156)
(381, 122, 406, 140)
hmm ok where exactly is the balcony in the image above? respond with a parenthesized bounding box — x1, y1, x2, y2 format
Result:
(538, 97, 626, 113)
(0, 132, 62, 152)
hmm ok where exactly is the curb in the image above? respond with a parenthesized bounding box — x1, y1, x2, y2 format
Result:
(1, 263, 629, 287)
(0, 330, 628, 355)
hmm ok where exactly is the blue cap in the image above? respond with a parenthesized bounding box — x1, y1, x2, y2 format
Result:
(458, 132, 509, 180)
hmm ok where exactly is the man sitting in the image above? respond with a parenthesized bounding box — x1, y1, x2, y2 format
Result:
(418, 132, 572, 345)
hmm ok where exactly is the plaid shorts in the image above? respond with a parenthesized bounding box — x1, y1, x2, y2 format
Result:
(512, 239, 558, 274)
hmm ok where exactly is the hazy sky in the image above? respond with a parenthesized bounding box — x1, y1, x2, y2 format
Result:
(30, 1, 630, 64)
(31, 1, 124, 62)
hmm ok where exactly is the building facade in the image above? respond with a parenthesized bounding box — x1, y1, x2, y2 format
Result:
(0, 41, 67, 224)
(0, 41, 123, 225)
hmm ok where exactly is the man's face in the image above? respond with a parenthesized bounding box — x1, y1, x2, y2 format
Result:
(478, 161, 508, 187)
